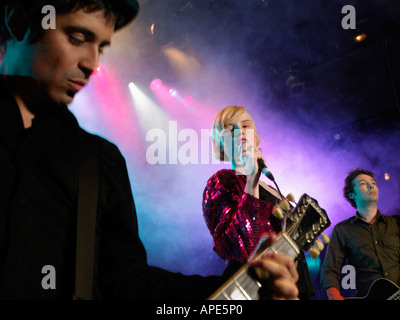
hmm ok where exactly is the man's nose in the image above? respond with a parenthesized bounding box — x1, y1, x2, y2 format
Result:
(79, 48, 100, 78)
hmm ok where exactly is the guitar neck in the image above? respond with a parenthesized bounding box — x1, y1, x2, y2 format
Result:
(388, 289, 400, 300)
(208, 232, 300, 300)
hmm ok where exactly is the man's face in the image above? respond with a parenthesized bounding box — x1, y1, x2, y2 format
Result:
(28, 8, 114, 105)
(351, 174, 379, 207)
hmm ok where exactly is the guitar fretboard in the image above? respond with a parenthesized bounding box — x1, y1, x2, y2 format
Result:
(209, 233, 300, 300)
(388, 289, 400, 300)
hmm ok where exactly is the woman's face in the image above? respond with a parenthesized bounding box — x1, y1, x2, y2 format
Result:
(221, 111, 258, 164)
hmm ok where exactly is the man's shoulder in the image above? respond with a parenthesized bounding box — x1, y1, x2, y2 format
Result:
(77, 128, 125, 163)
(386, 213, 400, 219)
(386, 214, 400, 225)
(78, 128, 118, 149)
(333, 215, 357, 229)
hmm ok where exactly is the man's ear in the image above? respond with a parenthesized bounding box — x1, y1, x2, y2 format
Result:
(4, 4, 30, 42)
(349, 193, 354, 199)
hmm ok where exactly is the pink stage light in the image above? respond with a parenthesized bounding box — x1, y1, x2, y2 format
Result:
(169, 88, 178, 97)
(150, 78, 163, 91)
(182, 96, 193, 108)
(150, 78, 194, 111)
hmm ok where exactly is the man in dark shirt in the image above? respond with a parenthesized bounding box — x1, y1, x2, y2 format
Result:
(0, 0, 300, 299)
(321, 168, 400, 299)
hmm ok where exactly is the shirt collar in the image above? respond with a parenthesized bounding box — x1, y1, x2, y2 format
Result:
(352, 209, 385, 224)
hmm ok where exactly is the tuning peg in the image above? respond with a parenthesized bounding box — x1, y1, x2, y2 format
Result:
(279, 199, 291, 211)
(309, 247, 320, 258)
(321, 233, 330, 244)
(286, 193, 296, 203)
(272, 205, 284, 220)
(314, 239, 324, 251)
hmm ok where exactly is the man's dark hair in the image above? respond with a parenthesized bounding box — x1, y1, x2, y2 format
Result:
(0, 0, 137, 54)
(343, 168, 375, 208)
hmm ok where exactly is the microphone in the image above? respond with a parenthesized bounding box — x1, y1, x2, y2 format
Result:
(258, 159, 275, 181)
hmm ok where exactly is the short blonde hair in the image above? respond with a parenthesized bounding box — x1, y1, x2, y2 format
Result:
(211, 106, 260, 161)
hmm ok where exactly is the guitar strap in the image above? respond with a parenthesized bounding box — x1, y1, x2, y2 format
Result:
(74, 133, 99, 300)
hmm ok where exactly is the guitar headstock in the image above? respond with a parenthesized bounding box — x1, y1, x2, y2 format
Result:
(285, 194, 331, 253)
(271, 193, 331, 257)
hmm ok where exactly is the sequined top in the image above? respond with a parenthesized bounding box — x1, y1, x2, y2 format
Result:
(202, 169, 281, 267)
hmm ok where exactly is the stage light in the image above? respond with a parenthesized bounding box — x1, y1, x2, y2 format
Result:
(169, 88, 178, 97)
(384, 173, 390, 181)
(150, 23, 155, 35)
(150, 79, 194, 109)
(182, 96, 193, 108)
(150, 78, 163, 91)
(354, 33, 367, 43)
(128, 79, 170, 134)
(334, 133, 341, 141)
(129, 82, 137, 90)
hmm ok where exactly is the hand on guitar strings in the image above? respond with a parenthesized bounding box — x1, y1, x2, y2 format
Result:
(249, 234, 299, 300)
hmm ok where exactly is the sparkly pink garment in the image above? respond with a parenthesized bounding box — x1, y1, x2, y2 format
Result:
(202, 169, 281, 266)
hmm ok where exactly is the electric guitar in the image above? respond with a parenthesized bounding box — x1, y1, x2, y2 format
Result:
(208, 193, 331, 300)
(346, 278, 400, 300)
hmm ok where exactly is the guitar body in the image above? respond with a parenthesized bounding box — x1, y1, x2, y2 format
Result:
(347, 278, 400, 300)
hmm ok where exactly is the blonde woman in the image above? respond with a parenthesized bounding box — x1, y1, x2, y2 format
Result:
(203, 106, 281, 267)
(202, 106, 314, 299)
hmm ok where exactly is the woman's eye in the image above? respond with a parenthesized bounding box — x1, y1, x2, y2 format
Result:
(220, 129, 232, 136)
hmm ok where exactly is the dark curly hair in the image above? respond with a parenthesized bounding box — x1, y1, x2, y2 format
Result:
(343, 168, 375, 208)
(0, 0, 137, 56)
